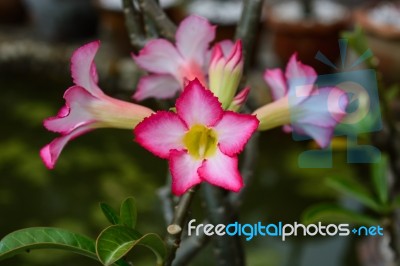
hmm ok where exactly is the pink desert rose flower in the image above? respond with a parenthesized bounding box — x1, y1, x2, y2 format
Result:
(132, 15, 215, 101)
(134, 79, 259, 195)
(253, 53, 349, 148)
(41, 41, 154, 169)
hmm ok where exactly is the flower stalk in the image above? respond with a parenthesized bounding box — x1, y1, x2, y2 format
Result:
(164, 186, 198, 266)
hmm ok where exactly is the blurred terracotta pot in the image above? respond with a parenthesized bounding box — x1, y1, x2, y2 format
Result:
(266, 1, 350, 73)
(354, 1, 400, 84)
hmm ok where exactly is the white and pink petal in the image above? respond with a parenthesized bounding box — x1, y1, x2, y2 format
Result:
(40, 124, 95, 169)
(133, 74, 181, 101)
(285, 53, 317, 96)
(70, 40, 103, 96)
(176, 79, 223, 127)
(169, 150, 203, 196)
(133, 39, 183, 77)
(175, 15, 216, 68)
(198, 148, 243, 192)
(214, 111, 259, 156)
(134, 111, 187, 159)
(264, 69, 288, 100)
(44, 86, 98, 134)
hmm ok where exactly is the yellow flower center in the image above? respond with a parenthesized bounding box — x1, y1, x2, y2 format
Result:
(183, 125, 218, 160)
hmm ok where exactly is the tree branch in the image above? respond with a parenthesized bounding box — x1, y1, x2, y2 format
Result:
(164, 186, 198, 266)
(170, 118, 260, 265)
(201, 184, 244, 266)
(137, 0, 177, 41)
(172, 227, 211, 266)
(235, 0, 264, 72)
(122, 0, 148, 51)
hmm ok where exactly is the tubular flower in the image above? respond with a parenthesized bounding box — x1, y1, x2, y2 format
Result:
(134, 79, 259, 195)
(41, 41, 154, 169)
(132, 15, 215, 101)
(209, 40, 244, 109)
(253, 53, 349, 148)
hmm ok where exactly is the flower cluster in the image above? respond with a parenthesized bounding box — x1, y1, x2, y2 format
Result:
(41, 15, 348, 195)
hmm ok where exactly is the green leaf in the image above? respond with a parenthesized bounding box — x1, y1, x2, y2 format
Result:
(96, 225, 165, 266)
(372, 155, 389, 205)
(385, 84, 400, 102)
(120, 197, 137, 228)
(392, 194, 400, 209)
(342, 26, 376, 68)
(0, 227, 128, 266)
(302, 204, 379, 226)
(327, 176, 381, 212)
(100, 203, 120, 225)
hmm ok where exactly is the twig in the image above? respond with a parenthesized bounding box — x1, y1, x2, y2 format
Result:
(170, 108, 260, 264)
(235, 0, 264, 73)
(164, 186, 198, 266)
(201, 184, 244, 266)
(157, 185, 174, 225)
(122, 0, 148, 51)
(172, 227, 210, 266)
(137, 0, 177, 41)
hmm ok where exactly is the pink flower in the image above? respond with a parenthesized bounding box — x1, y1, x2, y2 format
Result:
(132, 15, 215, 101)
(253, 53, 349, 148)
(134, 79, 259, 195)
(209, 40, 244, 109)
(41, 41, 154, 169)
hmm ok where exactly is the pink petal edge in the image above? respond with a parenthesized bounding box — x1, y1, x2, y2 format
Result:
(264, 68, 287, 100)
(44, 86, 97, 134)
(285, 53, 317, 94)
(40, 125, 94, 169)
(214, 111, 259, 156)
(176, 79, 224, 127)
(198, 148, 243, 192)
(169, 149, 203, 196)
(132, 39, 183, 76)
(70, 40, 103, 96)
(175, 15, 216, 67)
(134, 111, 187, 159)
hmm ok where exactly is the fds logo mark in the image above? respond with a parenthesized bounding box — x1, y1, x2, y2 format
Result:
(289, 40, 382, 168)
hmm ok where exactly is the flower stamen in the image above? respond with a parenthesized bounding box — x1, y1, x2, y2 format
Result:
(183, 125, 218, 159)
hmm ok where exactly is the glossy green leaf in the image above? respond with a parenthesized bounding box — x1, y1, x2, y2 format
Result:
(372, 155, 389, 205)
(0, 227, 128, 266)
(96, 225, 165, 266)
(100, 202, 120, 225)
(327, 176, 381, 212)
(302, 204, 379, 226)
(120, 197, 137, 228)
